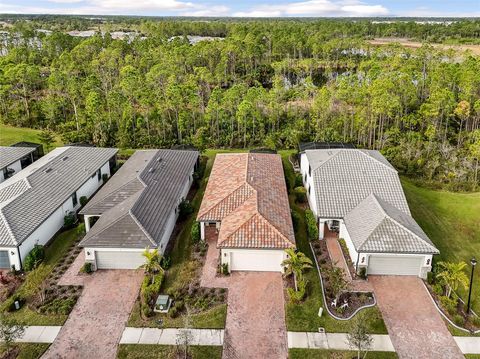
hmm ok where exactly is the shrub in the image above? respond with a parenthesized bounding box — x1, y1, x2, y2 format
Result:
(291, 210, 300, 231)
(64, 212, 76, 228)
(191, 222, 201, 244)
(169, 307, 178, 318)
(76, 223, 86, 236)
(294, 186, 307, 204)
(433, 283, 444, 296)
(222, 263, 229, 275)
(453, 314, 464, 326)
(427, 271, 435, 285)
(160, 255, 171, 270)
(305, 210, 318, 241)
(471, 316, 480, 327)
(102, 173, 109, 182)
(294, 174, 303, 188)
(141, 303, 152, 318)
(23, 245, 45, 271)
(79, 196, 88, 207)
(178, 199, 194, 219)
(40, 298, 76, 315)
(81, 262, 93, 274)
(439, 295, 458, 315)
(358, 267, 367, 280)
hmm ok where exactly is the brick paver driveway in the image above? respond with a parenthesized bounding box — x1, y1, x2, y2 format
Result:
(201, 236, 288, 359)
(370, 276, 463, 359)
(43, 253, 143, 359)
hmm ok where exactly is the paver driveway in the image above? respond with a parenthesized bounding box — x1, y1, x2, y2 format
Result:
(370, 276, 463, 359)
(43, 252, 143, 359)
(201, 237, 288, 359)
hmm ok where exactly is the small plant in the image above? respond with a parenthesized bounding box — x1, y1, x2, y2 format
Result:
(23, 245, 45, 271)
(453, 314, 464, 326)
(79, 196, 88, 207)
(287, 278, 307, 304)
(294, 174, 303, 188)
(346, 311, 373, 359)
(102, 173, 109, 182)
(221, 263, 229, 275)
(471, 316, 480, 327)
(305, 210, 318, 240)
(169, 307, 178, 318)
(81, 262, 93, 274)
(160, 255, 171, 270)
(64, 212, 76, 228)
(439, 295, 458, 316)
(178, 199, 194, 219)
(191, 222, 201, 244)
(432, 283, 443, 295)
(291, 210, 300, 231)
(427, 271, 434, 285)
(0, 314, 25, 352)
(293, 186, 307, 203)
(358, 267, 367, 280)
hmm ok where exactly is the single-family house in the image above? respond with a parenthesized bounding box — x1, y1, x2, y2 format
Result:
(0, 146, 37, 183)
(78, 149, 199, 270)
(0, 146, 117, 270)
(197, 153, 295, 273)
(300, 148, 439, 278)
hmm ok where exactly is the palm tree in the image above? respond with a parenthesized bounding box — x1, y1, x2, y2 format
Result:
(141, 248, 164, 284)
(436, 261, 469, 298)
(282, 249, 313, 291)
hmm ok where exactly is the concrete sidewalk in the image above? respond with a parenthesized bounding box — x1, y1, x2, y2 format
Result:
(120, 328, 224, 346)
(454, 337, 480, 355)
(288, 332, 395, 351)
(15, 326, 61, 343)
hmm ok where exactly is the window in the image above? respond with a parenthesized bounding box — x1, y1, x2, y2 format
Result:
(304, 173, 307, 182)
(72, 192, 78, 207)
(308, 185, 311, 195)
(97, 169, 102, 181)
(308, 165, 312, 176)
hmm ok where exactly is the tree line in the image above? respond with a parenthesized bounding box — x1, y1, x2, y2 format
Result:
(0, 18, 479, 190)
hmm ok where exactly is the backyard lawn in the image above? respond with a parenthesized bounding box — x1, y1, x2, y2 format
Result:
(0, 123, 62, 148)
(281, 152, 388, 334)
(289, 349, 398, 359)
(1, 227, 80, 325)
(117, 344, 222, 359)
(402, 179, 480, 314)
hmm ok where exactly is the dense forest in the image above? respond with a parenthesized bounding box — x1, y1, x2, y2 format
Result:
(0, 17, 479, 190)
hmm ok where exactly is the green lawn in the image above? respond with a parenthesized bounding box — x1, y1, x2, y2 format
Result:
(117, 344, 222, 359)
(0, 343, 50, 359)
(402, 179, 480, 314)
(1, 227, 80, 325)
(289, 349, 398, 359)
(281, 152, 388, 334)
(0, 123, 62, 148)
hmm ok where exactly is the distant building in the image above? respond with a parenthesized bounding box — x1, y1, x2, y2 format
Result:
(0, 146, 37, 183)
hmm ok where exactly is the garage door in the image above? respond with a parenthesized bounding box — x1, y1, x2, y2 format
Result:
(0, 250, 10, 269)
(95, 251, 145, 269)
(368, 255, 422, 276)
(230, 250, 283, 272)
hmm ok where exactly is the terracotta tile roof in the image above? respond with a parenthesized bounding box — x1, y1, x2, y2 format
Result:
(197, 153, 295, 249)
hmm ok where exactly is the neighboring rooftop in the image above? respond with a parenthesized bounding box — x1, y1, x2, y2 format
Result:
(0, 146, 35, 169)
(197, 153, 295, 249)
(0, 146, 118, 247)
(306, 149, 410, 218)
(79, 149, 199, 249)
(299, 142, 355, 152)
(344, 194, 439, 254)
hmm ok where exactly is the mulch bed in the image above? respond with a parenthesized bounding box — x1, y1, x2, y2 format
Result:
(311, 239, 374, 318)
(0, 346, 20, 359)
(0, 272, 24, 303)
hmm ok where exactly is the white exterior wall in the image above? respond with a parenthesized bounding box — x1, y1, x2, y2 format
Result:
(221, 248, 288, 273)
(0, 247, 20, 270)
(339, 222, 359, 265)
(158, 209, 176, 253)
(13, 158, 112, 269)
(300, 153, 318, 217)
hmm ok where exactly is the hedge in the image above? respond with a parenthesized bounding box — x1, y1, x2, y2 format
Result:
(305, 209, 318, 241)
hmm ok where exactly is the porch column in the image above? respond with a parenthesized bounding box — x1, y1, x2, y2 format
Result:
(200, 222, 205, 240)
(319, 219, 325, 240)
(85, 215, 91, 232)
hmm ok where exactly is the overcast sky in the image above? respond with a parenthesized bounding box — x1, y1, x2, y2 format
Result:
(1, 0, 479, 17)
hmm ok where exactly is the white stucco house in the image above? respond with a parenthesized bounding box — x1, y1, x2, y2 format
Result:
(197, 153, 295, 273)
(78, 149, 199, 270)
(0, 146, 37, 183)
(0, 146, 118, 270)
(300, 146, 439, 278)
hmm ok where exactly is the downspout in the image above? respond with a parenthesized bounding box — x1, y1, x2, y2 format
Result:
(355, 251, 360, 274)
(17, 245, 23, 271)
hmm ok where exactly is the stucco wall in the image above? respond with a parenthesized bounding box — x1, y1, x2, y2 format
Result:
(0, 160, 22, 184)
(300, 153, 318, 217)
(339, 221, 359, 265)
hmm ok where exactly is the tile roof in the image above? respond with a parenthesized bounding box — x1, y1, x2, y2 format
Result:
(79, 149, 199, 249)
(0, 146, 118, 247)
(344, 194, 439, 254)
(0, 146, 35, 169)
(197, 153, 295, 249)
(306, 149, 410, 218)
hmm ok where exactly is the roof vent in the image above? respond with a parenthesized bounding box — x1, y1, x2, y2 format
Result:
(62, 156, 69, 161)
(44, 168, 53, 173)
(148, 167, 155, 173)
(157, 157, 162, 163)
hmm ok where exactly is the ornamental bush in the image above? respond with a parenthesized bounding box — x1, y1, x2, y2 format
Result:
(294, 174, 303, 188)
(79, 196, 88, 207)
(191, 222, 201, 244)
(178, 199, 194, 219)
(305, 210, 318, 241)
(23, 245, 45, 271)
(294, 186, 307, 203)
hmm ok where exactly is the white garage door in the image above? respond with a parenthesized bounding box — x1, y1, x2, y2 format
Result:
(96, 251, 145, 269)
(230, 250, 283, 272)
(368, 255, 423, 276)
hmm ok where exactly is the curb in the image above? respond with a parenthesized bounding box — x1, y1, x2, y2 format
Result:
(310, 242, 376, 321)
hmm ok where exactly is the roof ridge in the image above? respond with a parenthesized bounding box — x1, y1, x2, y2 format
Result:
(0, 209, 16, 246)
(129, 209, 158, 248)
(358, 150, 397, 173)
(311, 150, 342, 172)
(83, 177, 144, 211)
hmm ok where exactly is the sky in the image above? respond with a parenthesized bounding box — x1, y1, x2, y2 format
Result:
(0, 0, 479, 18)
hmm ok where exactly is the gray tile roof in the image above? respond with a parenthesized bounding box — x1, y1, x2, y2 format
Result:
(0, 146, 35, 169)
(344, 194, 439, 254)
(306, 149, 410, 218)
(0, 146, 118, 247)
(79, 149, 199, 249)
